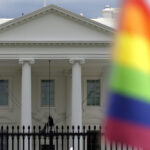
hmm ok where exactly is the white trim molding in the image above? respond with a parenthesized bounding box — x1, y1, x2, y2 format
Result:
(69, 58, 85, 64)
(19, 58, 35, 64)
(0, 41, 112, 46)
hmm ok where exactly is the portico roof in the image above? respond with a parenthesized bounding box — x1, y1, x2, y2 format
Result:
(0, 4, 112, 60)
(0, 4, 114, 33)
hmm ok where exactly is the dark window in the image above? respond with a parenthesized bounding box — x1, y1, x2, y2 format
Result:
(41, 80, 54, 106)
(0, 80, 8, 106)
(87, 80, 100, 106)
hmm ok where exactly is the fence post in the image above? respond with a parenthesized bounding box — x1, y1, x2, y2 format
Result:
(17, 126, 20, 150)
(99, 126, 101, 150)
(49, 126, 54, 150)
(67, 126, 69, 150)
(22, 126, 32, 150)
(38, 126, 41, 150)
(56, 126, 58, 150)
(6, 126, 9, 150)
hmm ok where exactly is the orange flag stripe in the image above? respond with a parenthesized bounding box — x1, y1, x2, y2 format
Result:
(119, 0, 150, 39)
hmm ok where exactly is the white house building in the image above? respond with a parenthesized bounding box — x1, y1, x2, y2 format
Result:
(0, 4, 114, 129)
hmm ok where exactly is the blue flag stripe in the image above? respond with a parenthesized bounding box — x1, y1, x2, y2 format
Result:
(107, 92, 150, 128)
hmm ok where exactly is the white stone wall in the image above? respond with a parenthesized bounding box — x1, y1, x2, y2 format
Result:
(0, 60, 108, 127)
(0, 62, 21, 126)
(0, 13, 112, 41)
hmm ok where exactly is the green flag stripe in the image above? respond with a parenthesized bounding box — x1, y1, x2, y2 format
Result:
(110, 63, 150, 103)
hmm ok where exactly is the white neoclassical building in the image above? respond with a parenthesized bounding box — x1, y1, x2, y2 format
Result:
(0, 5, 114, 128)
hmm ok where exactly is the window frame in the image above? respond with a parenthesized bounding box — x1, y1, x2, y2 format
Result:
(0, 78, 11, 109)
(40, 78, 56, 108)
(84, 77, 101, 107)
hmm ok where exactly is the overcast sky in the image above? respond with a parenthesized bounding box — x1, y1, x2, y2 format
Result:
(0, 0, 120, 18)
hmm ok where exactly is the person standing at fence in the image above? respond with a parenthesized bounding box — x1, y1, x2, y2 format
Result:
(105, 0, 150, 149)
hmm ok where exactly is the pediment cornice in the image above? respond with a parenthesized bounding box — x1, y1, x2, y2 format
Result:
(0, 5, 114, 33)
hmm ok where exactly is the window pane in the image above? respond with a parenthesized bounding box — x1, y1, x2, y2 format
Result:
(0, 80, 8, 106)
(41, 80, 54, 106)
(87, 80, 100, 106)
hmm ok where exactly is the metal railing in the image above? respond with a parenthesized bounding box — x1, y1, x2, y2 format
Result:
(0, 126, 138, 150)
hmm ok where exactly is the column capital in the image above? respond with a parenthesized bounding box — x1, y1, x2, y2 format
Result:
(19, 58, 35, 64)
(69, 58, 85, 64)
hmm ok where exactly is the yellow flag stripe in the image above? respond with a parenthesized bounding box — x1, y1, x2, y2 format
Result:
(113, 32, 150, 74)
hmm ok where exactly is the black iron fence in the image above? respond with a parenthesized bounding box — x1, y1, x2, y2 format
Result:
(0, 126, 138, 150)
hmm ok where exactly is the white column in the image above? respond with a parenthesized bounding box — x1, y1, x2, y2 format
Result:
(19, 59, 34, 129)
(70, 59, 85, 127)
(70, 59, 84, 150)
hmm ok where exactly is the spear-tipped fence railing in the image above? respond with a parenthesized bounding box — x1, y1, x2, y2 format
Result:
(0, 126, 137, 150)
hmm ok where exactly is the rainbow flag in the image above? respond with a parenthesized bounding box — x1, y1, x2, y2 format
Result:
(105, 0, 150, 149)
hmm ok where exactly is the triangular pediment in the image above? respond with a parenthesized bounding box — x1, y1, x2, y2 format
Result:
(0, 5, 114, 41)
